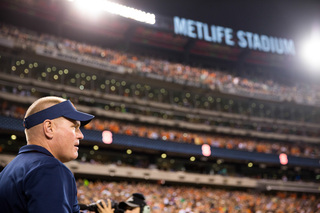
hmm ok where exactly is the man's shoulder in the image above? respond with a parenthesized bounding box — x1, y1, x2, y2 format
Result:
(12, 145, 71, 174)
(16, 147, 58, 166)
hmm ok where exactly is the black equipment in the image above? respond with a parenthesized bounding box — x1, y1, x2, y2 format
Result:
(79, 200, 124, 213)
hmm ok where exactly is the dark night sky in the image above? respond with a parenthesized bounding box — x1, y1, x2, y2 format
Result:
(1, 0, 319, 72)
(121, 0, 320, 40)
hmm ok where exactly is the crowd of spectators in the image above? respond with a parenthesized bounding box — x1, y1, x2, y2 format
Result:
(1, 23, 320, 107)
(85, 118, 320, 159)
(1, 98, 319, 159)
(77, 179, 320, 213)
(1, 61, 320, 137)
(3, 54, 320, 125)
(2, 24, 320, 124)
(1, 23, 320, 160)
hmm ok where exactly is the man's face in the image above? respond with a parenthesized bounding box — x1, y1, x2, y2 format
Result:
(125, 206, 140, 213)
(51, 117, 83, 162)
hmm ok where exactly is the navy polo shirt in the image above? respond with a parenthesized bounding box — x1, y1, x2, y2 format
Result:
(0, 145, 80, 213)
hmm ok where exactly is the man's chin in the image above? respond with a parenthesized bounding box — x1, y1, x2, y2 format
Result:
(74, 152, 79, 160)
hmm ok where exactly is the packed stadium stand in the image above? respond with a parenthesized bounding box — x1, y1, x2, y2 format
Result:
(1, 0, 320, 212)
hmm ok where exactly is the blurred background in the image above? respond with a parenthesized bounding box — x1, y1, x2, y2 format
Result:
(0, 0, 320, 212)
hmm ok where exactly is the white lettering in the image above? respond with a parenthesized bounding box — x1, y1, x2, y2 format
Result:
(275, 38, 284, 54)
(173, 16, 296, 55)
(216, 26, 224, 43)
(225, 28, 235, 46)
(237, 30, 247, 48)
(203, 24, 212, 42)
(187, 19, 197, 38)
(195, 21, 203, 39)
(246, 32, 253, 48)
(211, 25, 217, 42)
(253, 33, 261, 50)
(283, 39, 295, 55)
(270, 37, 276, 53)
(260, 35, 270, 52)
(173, 16, 187, 36)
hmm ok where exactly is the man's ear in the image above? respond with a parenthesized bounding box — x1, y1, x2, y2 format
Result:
(43, 119, 54, 139)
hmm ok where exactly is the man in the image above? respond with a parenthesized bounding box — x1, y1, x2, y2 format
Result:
(0, 96, 95, 213)
(98, 193, 150, 213)
(119, 193, 150, 213)
(98, 193, 151, 213)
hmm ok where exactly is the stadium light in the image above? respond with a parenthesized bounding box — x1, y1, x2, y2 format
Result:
(102, 130, 113, 144)
(74, 0, 104, 16)
(11, 135, 17, 140)
(69, 0, 156, 24)
(300, 30, 320, 71)
(161, 153, 167, 159)
(279, 153, 288, 165)
(201, 144, 211, 157)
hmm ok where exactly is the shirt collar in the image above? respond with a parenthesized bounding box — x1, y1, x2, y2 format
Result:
(18, 145, 54, 157)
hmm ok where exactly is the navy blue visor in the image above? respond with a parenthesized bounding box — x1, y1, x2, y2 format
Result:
(23, 100, 94, 129)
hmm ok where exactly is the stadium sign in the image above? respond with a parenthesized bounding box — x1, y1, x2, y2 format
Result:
(173, 16, 295, 55)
